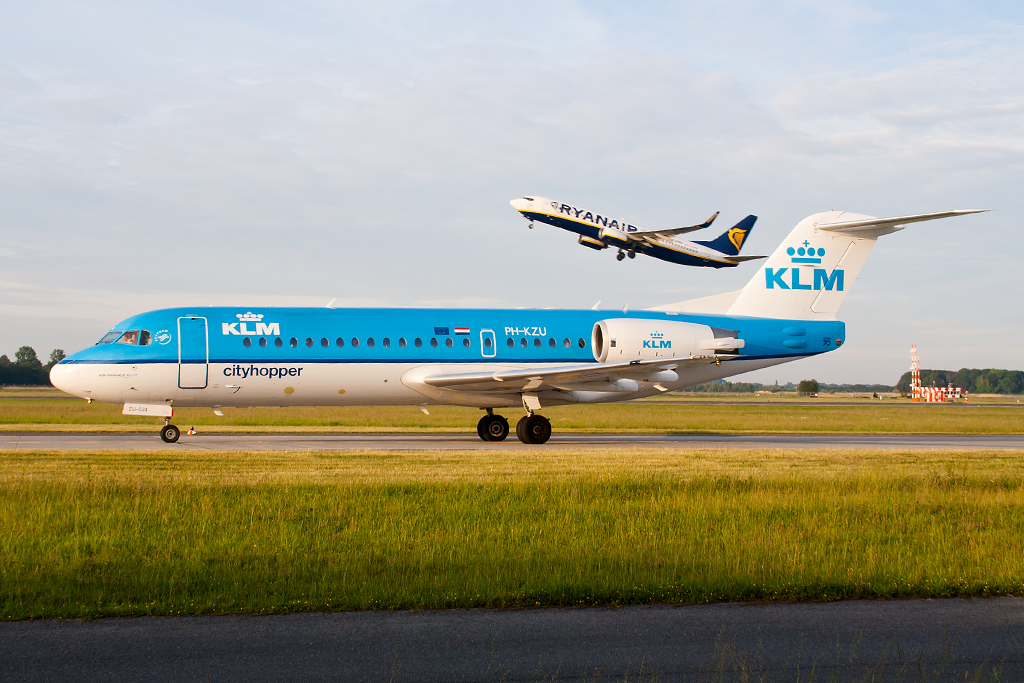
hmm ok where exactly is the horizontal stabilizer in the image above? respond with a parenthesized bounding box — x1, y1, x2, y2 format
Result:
(817, 210, 987, 235)
(722, 254, 767, 263)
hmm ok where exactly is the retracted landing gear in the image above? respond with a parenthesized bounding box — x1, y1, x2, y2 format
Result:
(477, 411, 510, 441)
(516, 414, 551, 444)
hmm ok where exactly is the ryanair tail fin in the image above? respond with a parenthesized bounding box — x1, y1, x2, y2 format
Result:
(726, 209, 986, 320)
(694, 215, 757, 256)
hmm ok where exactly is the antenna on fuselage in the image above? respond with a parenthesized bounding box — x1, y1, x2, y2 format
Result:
(326, 298, 337, 308)
(592, 300, 602, 311)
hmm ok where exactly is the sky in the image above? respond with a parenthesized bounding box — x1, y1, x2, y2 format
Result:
(1, 1, 1021, 384)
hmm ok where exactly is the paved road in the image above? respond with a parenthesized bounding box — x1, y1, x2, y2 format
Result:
(2, 598, 1021, 682)
(2, 431, 1024, 450)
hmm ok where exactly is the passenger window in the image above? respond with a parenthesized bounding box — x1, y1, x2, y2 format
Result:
(139, 331, 152, 346)
(506, 338, 514, 348)
(336, 338, 344, 347)
(548, 338, 555, 348)
(276, 338, 283, 348)
(414, 338, 422, 348)
(563, 338, 570, 348)
(430, 338, 438, 348)
(243, 337, 251, 348)
(383, 338, 390, 348)
(352, 338, 359, 348)
(321, 338, 329, 348)
(533, 338, 541, 348)
(463, 338, 470, 348)
(484, 338, 493, 348)
(259, 337, 267, 348)
(98, 331, 123, 344)
(367, 338, 375, 348)
(446, 338, 453, 348)
(520, 338, 527, 348)
(399, 338, 407, 348)
(578, 338, 586, 348)
(305, 338, 313, 348)
(117, 330, 139, 345)
(290, 338, 298, 348)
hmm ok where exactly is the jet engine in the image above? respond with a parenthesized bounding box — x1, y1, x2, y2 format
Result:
(578, 235, 607, 251)
(592, 319, 744, 363)
(598, 225, 631, 249)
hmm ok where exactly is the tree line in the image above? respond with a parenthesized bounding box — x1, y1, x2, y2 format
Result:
(0, 347, 66, 386)
(896, 368, 1024, 395)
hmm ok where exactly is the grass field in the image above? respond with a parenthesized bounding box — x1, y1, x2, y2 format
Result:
(2, 447, 1023, 620)
(2, 398, 1023, 433)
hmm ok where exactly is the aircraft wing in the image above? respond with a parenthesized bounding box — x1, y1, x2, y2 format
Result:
(816, 210, 987, 235)
(721, 254, 767, 263)
(421, 355, 729, 394)
(626, 212, 719, 242)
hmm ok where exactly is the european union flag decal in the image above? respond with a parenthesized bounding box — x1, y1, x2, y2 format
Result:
(434, 327, 450, 335)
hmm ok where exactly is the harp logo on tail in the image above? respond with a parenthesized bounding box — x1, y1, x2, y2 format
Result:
(728, 227, 748, 251)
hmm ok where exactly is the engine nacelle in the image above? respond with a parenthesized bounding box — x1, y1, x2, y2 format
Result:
(578, 235, 607, 251)
(598, 226, 631, 248)
(592, 319, 744, 363)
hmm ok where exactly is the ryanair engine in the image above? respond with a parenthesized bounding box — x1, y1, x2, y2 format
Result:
(598, 225, 631, 249)
(592, 319, 744, 363)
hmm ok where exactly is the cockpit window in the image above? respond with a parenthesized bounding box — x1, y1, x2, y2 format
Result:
(117, 330, 140, 345)
(139, 330, 152, 346)
(98, 331, 123, 344)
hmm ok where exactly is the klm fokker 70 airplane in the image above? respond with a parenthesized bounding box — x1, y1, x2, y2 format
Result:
(510, 196, 765, 267)
(51, 208, 984, 444)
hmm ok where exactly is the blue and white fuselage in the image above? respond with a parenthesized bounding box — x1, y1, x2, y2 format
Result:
(510, 196, 765, 268)
(50, 207, 984, 443)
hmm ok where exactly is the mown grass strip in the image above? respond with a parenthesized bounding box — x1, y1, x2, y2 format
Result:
(1, 448, 1023, 619)
(2, 401, 1023, 433)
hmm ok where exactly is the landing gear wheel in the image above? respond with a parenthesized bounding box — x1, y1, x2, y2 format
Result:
(616, 251, 625, 261)
(627, 250, 636, 259)
(160, 424, 180, 443)
(516, 414, 551, 444)
(477, 414, 510, 441)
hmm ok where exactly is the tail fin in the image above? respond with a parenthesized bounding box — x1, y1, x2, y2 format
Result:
(694, 215, 756, 256)
(726, 209, 986, 320)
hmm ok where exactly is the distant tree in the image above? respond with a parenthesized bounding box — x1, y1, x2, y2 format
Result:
(47, 349, 66, 369)
(15, 346, 41, 368)
(797, 379, 819, 396)
(0, 354, 9, 367)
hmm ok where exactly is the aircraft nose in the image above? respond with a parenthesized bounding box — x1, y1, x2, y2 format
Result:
(509, 197, 533, 212)
(49, 361, 86, 398)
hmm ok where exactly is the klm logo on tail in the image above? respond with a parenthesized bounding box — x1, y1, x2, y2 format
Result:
(765, 242, 844, 291)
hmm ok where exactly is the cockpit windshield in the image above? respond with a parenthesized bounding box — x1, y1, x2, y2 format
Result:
(97, 330, 123, 344)
(139, 330, 151, 346)
(117, 331, 140, 345)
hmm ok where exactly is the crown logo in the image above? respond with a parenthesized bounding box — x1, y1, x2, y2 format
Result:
(237, 312, 264, 321)
(787, 241, 824, 263)
(650, 332, 664, 339)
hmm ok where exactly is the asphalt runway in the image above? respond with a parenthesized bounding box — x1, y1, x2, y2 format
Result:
(2, 431, 1024, 450)
(3, 598, 1022, 682)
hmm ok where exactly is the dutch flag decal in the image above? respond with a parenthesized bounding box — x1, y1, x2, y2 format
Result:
(454, 327, 470, 335)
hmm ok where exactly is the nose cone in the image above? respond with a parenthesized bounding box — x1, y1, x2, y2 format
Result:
(509, 197, 535, 212)
(50, 361, 86, 398)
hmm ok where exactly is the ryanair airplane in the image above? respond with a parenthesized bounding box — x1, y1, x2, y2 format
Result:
(51, 208, 984, 444)
(510, 196, 765, 267)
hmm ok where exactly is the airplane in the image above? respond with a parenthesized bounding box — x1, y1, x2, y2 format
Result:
(50, 208, 985, 445)
(509, 196, 766, 268)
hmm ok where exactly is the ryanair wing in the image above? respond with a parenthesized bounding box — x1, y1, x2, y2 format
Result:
(420, 355, 731, 394)
(623, 212, 720, 244)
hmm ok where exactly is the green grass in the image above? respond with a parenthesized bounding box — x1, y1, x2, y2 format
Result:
(2, 448, 1024, 619)
(2, 399, 1023, 433)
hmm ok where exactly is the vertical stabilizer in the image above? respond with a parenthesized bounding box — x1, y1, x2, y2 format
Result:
(727, 211, 881, 320)
(694, 215, 757, 256)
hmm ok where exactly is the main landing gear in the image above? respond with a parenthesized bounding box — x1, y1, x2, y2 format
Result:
(615, 249, 636, 261)
(476, 409, 551, 444)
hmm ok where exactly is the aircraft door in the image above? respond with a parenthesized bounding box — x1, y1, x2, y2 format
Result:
(178, 317, 209, 389)
(479, 329, 496, 358)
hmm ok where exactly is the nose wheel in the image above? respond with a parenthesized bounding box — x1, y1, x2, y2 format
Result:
(160, 424, 181, 443)
(515, 414, 551, 444)
(477, 414, 510, 441)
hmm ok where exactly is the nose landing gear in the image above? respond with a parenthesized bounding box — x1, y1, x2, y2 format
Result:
(160, 422, 181, 443)
(616, 250, 625, 261)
